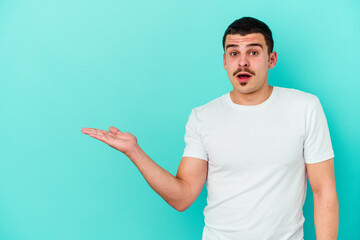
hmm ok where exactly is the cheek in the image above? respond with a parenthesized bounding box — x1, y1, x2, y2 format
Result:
(254, 59, 269, 70)
(225, 58, 237, 68)
(252, 57, 266, 64)
(226, 69, 233, 77)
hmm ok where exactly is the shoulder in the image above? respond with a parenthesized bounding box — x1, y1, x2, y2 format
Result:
(276, 86, 320, 108)
(191, 93, 228, 116)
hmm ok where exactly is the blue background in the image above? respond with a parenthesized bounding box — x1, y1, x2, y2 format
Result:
(0, 0, 359, 239)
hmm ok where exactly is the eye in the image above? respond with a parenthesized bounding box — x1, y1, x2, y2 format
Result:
(250, 51, 258, 56)
(230, 52, 238, 56)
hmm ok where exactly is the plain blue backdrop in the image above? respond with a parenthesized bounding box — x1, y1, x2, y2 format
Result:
(0, 0, 359, 239)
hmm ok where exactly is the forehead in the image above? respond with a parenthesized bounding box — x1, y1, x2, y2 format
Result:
(225, 33, 266, 48)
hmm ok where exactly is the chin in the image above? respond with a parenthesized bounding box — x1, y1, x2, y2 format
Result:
(236, 83, 267, 95)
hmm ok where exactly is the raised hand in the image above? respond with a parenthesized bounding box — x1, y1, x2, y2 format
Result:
(81, 126, 138, 157)
(81, 125, 208, 212)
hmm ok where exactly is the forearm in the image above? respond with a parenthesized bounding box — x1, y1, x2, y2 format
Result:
(127, 144, 189, 211)
(313, 192, 339, 240)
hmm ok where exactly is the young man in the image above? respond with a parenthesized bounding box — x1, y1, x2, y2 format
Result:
(82, 17, 338, 240)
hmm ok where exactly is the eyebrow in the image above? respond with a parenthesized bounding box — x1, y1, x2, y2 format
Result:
(225, 43, 263, 50)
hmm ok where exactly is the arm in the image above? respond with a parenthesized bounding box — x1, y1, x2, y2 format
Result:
(306, 158, 339, 240)
(81, 126, 208, 212)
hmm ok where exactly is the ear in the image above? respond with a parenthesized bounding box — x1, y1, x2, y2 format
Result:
(223, 53, 227, 70)
(269, 51, 278, 69)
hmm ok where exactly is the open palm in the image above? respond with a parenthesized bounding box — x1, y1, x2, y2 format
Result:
(81, 126, 138, 156)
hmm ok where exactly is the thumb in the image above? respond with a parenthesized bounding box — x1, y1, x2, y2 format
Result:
(109, 126, 122, 133)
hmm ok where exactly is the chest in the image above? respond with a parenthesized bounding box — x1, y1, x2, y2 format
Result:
(201, 110, 305, 171)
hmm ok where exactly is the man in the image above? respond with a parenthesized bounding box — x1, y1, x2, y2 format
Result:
(81, 17, 338, 240)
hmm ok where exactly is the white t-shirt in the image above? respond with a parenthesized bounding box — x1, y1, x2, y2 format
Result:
(182, 86, 334, 240)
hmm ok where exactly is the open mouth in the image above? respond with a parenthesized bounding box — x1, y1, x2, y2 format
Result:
(236, 73, 252, 81)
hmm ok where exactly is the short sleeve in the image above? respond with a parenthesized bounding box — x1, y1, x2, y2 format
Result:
(303, 97, 335, 164)
(182, 109, 208, 161)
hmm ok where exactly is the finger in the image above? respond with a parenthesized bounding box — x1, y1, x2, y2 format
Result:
(108, 132, 117, 137)
(109, 126, 122, 134)
(88, 132, 111, 144)
(82, 127, 99, 134)
(82, 128, 109, 135)
(81, 128, 90, 133)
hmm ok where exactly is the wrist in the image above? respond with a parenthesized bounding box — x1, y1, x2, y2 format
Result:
(125, 143, 143, 160)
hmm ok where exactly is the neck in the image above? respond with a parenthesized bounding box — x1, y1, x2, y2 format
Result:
(230, 85, 274, 106)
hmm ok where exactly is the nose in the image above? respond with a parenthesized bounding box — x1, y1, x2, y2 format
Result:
(238, 54, 249, 67)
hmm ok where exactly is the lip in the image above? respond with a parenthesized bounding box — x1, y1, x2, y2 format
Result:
(237, 71, 252, 75)
(236, 72, 252, 77)
(236, 72, 252, 82)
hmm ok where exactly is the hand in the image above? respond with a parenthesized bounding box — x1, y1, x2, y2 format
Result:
(81, 126, 139, 157)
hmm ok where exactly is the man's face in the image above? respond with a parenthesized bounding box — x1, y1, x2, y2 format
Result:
(223, 33, 277, 95)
